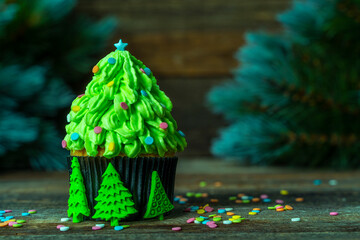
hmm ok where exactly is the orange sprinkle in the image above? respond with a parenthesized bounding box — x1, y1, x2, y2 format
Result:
(295, 197, 304, 202)
(202, 193, 209, 198)
(237, 193, 245, 197)
(214, 181, 223, 187)
(213, 215, 221, 218)
(285, 205, 294, 210)
(108, 142, 115, 151)
(210, 199, 219, 203)
(252, 198, 260, 202)
(179, 198, 187, 202)
(276, 208, 285, 212)
(227, 212, 235, 216)
(253, 208, 261, 211)
(92, 65, 99, 74)
(235, 200, 242, 204)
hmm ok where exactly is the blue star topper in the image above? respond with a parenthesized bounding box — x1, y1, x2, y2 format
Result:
(114, 39, 128, 51)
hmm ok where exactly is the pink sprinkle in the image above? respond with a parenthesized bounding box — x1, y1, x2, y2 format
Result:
(28, 209, 36, 212)
(57, 225, 65, 229)
(186, 218, 195, 223)
(172, 227, 182, 231)
(77, 94, 85, 98)
(160, 122, 168, 129)
(206, 221, 215, 225)
(94, 126, 102, 134)
(9, 222, 18, 227)
(140, 68, 145, 74)
(120, 102, 128, 110)
(276, 206, 284, 209)
(260, 194, 268, 199)
(204, 206, 214, 212)
(208, 224, 218, 228)
(330, 212, 338, 216)
(275, 199, 284, 204)
(92, 226, 102, 230)
(61, 140, 67, 148)
(4, 210, 12, 213)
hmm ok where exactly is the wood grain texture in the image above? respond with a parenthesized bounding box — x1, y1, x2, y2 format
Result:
(75, 0, 290, 77)
(0, 159, 359, 239)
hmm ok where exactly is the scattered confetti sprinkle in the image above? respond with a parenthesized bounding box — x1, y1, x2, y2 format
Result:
(60, 226, 69, 232)
(114, 226, 124, 231)
(330, 212, 338, 216)
(314, 179, 322, 185)
(280, 190, 289, 195)
(92, 226, 102, 230)
(329, 179, 338, 186)
(291, 218, 301, 222)
(60, 218, 70, 222)
(172, 227, 182, 231)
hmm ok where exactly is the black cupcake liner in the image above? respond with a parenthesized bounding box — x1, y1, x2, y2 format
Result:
(67, 156, 178, 221)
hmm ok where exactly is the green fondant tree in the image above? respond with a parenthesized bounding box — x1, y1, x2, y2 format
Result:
(92, 163, 137, 226)
(67, 157, 90, 222)
(63, 40, 187, 159)
(144, 171, 174, 220)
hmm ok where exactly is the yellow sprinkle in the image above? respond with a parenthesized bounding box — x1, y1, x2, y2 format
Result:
(107, 81, 114, 87)
(229, 218, 234, 221)
(232, 215, 241, 219)
(280, 190, 289, 195)
(72, 106, 80, 112)
(197, 209, 205, 214)
(249, 212, 257, 215)
(108, 142, 115, 151)
(203, 204, 209, 208)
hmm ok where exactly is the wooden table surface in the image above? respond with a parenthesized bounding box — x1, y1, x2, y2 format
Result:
(0, 158, 359, 239)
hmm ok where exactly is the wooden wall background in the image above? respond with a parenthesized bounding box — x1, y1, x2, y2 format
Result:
(75, 0, 290, 156)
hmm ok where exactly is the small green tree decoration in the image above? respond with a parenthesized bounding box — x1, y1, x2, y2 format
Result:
(67, 157, 90, 222)
(92, 163, 137, 226)
(144, 171, 174, 220)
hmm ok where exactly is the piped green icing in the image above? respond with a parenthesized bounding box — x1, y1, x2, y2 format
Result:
(64, 49, 187, 158)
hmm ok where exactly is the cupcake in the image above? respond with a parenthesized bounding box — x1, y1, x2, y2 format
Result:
(63, 39, 187, 224)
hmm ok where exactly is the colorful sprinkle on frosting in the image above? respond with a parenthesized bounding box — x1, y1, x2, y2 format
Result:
(63, 40, 187, 158)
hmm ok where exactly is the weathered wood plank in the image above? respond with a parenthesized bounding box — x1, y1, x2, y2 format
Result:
(75, 0, 290, 77)
(0, 161, 360, 239)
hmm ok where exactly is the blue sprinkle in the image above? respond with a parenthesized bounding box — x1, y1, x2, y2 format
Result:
(202, 220, 210, 224)
(0, 211, 5, 214)
(314, 179, 322, 185)
(0, 214, 2, 217)
(199, 216, 208, 219)
(22, 212, 30, 216)
(263, 198, 271, 203)
(252, 210, 260, 213)
(191, 206, 199, 210)
(108, 57, 116, 64)
(71, 133, 79, 141)
(178, 130, 186, 137)
(178, 201, 186, 204)
(144, 67, 151, 76)
(141, 90, 148, 97)
(241, 196, 249, 200)
(6, 216, 14, 219)
(248, 196, 254, 200)
(218, 209, 226, 214)
(0, 217, 4, 219)
(114, 226, 124, 231)
(145, 136, 154, 145)
(174, 197, 180, 202)
(1, 219, 7, 222)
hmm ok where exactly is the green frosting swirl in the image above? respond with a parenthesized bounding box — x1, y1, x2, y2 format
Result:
(63, 50, 187, 158)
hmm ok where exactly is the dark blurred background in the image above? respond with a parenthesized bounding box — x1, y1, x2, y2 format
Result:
(2, 0, 358, 170)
